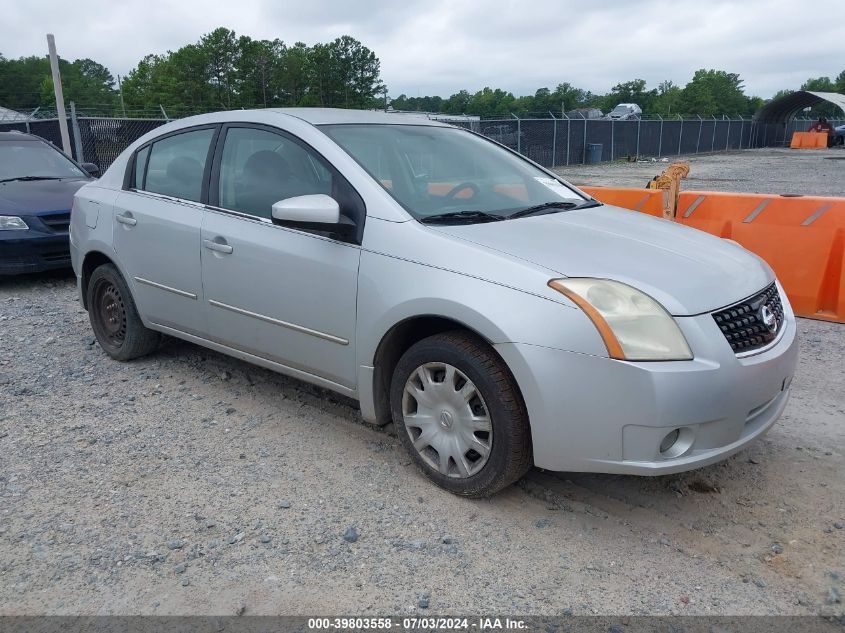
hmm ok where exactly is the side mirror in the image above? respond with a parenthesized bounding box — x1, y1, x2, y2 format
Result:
(81, 162, 100, 177)
(271, 194, 340, 225)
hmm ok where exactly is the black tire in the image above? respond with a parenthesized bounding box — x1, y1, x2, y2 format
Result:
(86, 263, 160, 361)
(390, 330, 532, 497)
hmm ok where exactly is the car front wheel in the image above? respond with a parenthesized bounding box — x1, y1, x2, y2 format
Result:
(87, 263, 160, 361)
(390, 331, 532, 497)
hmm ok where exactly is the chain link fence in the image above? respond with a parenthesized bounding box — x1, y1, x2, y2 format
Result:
(1, 108, 842, 172)
(444, 115, 844, 168)
(0, 113, 167, 171)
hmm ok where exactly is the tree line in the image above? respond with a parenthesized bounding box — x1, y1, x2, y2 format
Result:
(120, 29, 384, 114)
(0, 28, 385, 116)
(1, 29, 843, 119)
(393, 69, 845, 118)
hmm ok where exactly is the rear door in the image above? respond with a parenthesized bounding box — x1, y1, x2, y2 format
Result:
(112, 125, 217, 335)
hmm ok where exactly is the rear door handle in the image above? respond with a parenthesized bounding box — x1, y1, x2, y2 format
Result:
(203, 238, 233, 254)
(115, 213, 137, 226)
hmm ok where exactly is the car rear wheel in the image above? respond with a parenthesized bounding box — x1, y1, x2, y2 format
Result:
(390, 330, 532, 497)
(87, 263, 160, 361)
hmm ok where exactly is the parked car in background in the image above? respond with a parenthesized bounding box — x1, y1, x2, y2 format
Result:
(481, 124, 520, 146)
(565, 108, 603, 120)
(835, 123, 844, 146)
(70, 109, 797, 497)
(604, 103, 642, 120)
(0, 131, 98, 275)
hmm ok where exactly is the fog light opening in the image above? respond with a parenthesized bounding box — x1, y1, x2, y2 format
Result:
(658, 427, 695, 459)
(659, 429, 681, 455)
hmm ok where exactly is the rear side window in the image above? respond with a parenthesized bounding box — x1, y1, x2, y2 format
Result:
(139, 129, 214, 202)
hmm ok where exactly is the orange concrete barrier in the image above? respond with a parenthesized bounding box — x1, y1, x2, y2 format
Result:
(790, 131, 828, 149)
(675, 192, 844, 323)
(580, 186, 666, 218)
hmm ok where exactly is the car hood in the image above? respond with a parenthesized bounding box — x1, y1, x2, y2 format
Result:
(0, 177, 91, 215)
(430, 205, 774, 316)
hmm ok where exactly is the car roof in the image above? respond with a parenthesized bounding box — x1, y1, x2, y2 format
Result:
(167, 108, 452, 129)
(0, 131, 43, 142)
(268, 108, 450, 126)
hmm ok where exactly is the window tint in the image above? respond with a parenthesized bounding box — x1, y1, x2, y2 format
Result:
(142, 129, 214, 202)
(133, 145, 150, 189)
(218, 127, 333, 219)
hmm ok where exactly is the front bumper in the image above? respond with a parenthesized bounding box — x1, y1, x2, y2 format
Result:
(495, 291, 799, 474)
(0, 230, 70, 275)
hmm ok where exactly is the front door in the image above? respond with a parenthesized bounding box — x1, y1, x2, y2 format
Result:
(112, 126, 217, 335)
(200, 125, 363, 389)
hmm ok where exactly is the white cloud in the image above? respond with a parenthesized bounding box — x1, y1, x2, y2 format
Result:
(2, 0, 842, 98)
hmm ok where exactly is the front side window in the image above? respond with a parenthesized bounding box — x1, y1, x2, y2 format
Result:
(141, 128, 214, 202)
(0, 140, 87, 181)
(321, 124, 592, 221)
(217, 127, 333, 220)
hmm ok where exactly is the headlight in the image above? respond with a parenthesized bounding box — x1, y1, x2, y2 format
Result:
(0, 215, 28, 230)
(548, 278, 693, 361)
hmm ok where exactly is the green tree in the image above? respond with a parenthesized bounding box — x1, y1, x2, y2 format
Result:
(604, 78, 657, 113)
(442, 90, 471, 114)
(801, 76, 836, 92)
(1, 54, 116, 113)
(653, 80, 682, 116)
(119, 29, 385, 113)
(277, 42, 311, 105)
(678, 69, 748, 116)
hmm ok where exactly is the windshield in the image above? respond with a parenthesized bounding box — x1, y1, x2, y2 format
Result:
(0, 141, 87, 181)
(320, 124, 592, 221)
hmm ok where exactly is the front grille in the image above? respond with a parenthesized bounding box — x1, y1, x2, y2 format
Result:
(40, 211, 71, 233)
(712, 283, 785, 354)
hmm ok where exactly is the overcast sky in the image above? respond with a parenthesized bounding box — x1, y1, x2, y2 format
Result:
(3, 0, 843, 99)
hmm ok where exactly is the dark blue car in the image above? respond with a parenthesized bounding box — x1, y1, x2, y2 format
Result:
(0, 131, 98, 275)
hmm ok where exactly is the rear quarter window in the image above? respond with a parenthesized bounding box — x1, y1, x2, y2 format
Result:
(133, 146, 150, 189)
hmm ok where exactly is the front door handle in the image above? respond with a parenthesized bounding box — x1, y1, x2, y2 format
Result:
(115, 213, 137, 226)
(203, 238, 233, 254)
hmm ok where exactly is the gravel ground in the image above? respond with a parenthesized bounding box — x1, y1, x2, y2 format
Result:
(1, 270, 843, 617)
(554, 147, 845, 197)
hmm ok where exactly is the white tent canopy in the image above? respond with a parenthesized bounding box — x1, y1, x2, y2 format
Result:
(755, 91, 845, 123)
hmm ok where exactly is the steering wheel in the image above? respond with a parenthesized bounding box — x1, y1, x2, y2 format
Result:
(443, 181, 480, 200)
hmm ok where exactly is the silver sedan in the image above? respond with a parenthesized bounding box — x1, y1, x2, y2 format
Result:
(69, 109, 798, 496)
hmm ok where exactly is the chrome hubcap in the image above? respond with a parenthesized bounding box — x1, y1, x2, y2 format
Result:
(402, 362, 492, 479)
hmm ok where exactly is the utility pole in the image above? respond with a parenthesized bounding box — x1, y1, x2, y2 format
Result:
(257, 58, 268, 107)
(117, 74, 127, 117)
(46, 34, 71, 155)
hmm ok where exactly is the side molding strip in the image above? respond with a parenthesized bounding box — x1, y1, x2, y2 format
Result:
(134, 277, 197, 299)
(208, 299, 349, 346)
